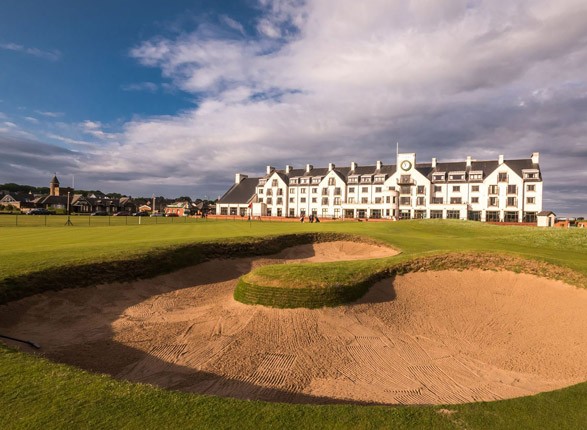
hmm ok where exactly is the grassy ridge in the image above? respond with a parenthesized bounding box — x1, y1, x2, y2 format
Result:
(1, 220, 587, 429)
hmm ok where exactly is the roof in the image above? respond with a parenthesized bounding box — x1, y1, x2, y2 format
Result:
(538, 211, 556, 216)
(50, 175, 60, 185)
(218, 177, 260, 204)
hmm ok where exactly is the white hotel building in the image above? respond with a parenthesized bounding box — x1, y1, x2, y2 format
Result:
(217, 152, 543, 222)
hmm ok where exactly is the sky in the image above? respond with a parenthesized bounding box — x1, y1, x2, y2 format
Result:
(0, 0, 586, 214)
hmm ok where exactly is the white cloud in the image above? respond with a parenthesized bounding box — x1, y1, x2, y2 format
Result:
(121, 82, 159, 92)
(35, 110, 64, 118)
(0, 42, 61, 61)
(220, 15, 246, 35)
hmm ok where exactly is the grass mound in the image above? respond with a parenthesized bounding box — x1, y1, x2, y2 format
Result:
(235, 251, 587, 309)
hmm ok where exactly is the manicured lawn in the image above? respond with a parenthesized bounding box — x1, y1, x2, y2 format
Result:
(1, 220, 586, 429)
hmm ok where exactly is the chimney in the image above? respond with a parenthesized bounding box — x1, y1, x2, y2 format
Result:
(235, 173, 247, 184)
(328, 163, 335, 171)
(305, 164, 313, 173)
(285, 165, 293, 174)
(266, 165, 274, 175)
(466, 156, 472, 168)
(376, 160, 382, 170)
(431, 157, 437, 168)
(351, 161, 357, 171)
(498, 154, 504, 164)
(531, 152, 540, 164)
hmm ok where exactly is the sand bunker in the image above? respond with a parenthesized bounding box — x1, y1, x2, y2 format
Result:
(1, 241, 587, 405)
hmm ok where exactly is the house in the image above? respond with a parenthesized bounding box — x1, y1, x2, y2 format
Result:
(165, 201, 192, 216)
(537, 211, 556, 227)
(217, 152, 543, 222)
(0, 192, 35, 211)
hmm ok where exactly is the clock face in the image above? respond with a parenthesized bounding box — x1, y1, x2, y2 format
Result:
(401, 160, 412, 171)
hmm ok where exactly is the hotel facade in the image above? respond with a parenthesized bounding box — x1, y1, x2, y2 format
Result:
(217, 152, 543, 222)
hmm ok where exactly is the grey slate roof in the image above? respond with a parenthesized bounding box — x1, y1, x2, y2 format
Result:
(218, 177, 260, 204)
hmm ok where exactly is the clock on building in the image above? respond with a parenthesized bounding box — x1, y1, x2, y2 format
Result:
(401, 160, 412, 171)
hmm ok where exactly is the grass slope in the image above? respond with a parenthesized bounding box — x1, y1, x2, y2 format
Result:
(1, 220, 587, 429)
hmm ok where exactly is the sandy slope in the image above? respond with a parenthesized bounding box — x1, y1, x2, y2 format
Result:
(1, 241, 586, 405)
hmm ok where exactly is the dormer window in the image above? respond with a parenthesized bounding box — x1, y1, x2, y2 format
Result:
(469, 171, 483, 181)
(448, 172, 465, 181)
(523, 170, 539, 180)
(290, 178, 298, 185)
(312, 177, 322, 184)
(361, 176, 372, 183)
(348, 176, 359, 183)
(433, 172, 446, 181)
(374, 175, 385, 183)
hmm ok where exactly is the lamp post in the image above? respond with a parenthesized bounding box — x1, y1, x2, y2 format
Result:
(64, 191, 73, 226)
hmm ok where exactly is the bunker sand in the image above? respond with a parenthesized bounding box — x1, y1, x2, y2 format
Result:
(1, 241, 586, 405)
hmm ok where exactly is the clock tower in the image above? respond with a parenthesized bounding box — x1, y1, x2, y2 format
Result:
(396, 153, 416, 172)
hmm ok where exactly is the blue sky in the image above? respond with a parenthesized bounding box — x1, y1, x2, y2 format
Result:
(0, 0, 586, 214)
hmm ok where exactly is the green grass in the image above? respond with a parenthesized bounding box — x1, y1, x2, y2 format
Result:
(1, 219, 587, 429)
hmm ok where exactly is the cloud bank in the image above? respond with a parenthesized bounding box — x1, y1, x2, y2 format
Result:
(3, 0, 587, 212)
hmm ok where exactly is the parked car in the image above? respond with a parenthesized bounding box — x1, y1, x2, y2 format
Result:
(26, 208, 55, 215)
(133, 211, 150, 217)
(150, 212, 165, 217)
(91, 211, 108, 216)
(113, 211, 131, 216)
(165, 212, 179, 217)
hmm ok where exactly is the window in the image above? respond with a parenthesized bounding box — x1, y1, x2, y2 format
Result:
(290, 179, 298, 185)
(452, 186, 460, 192)
(322, 208, 328, 217)
(272, 179, 278, 187)
(347, 197, 355, 203)
(489, 185, 498, 194)
(524, 172, 538, 179)
(468, 211, 481, 221)
(486, 211, 500, 222)
(400, 175, 411, 183)
(328, 177, 335, 186)
(277, 188, 283, 195)
(488, 197, 498, 206)
(348, 187, 355, 193)
(433, 173, 445, 181)
(417, 185, 425, 194)
(301, 178, 309, 184)
(258, 188, 263, 194)
(289, 197, 295, 203)
(416, 197, 426, 206)
(471, 197, 479, 204)
(300, 188, 306, 194)
(312, 177, 321, 184)
(446, 210, 460, 219)
(400, 197, 411, 205)
(371, 209, 382, 219)
(300, 197, 306, 203)
(322, 188, 329, 196)
(374, 176, 385, 183)
(266, 197, 272, 204)
(348, 176, 358, 183)
(430, 210, 443, 219)
(289, 208, 295, 217)
(471, 185, 479, 192)
(334, 187, 341, 195)
(361, 197, 368, 204)
(220, 207, 228, 215)
(527, 184, 536, 192)
(400, 186, 411, 194)
(230, 207, 237, 215)
(267, 209, 271, 216)
(312, 197, 317, 203)
(276, 208, 282, 217)
(289, 188, 295, 193)
(322, 197, 329, 205)
(361, 187, 368, 193)
(526, 197, 535, 204)
(450, 197, 462, 204)
(312, 188, 318, 194)
(334, 197, 341, 205)
(470, 173, 483, 181)
(498, 172, 508, 182)
(504, 211, 518, 222)
(386, 196, 391, 203)
(431, 197, 443, 204)
(361, 176, 372, 183)
(523, 212, 537, 222)
(375, 187, 382, 193)
(266, 189, 272, 196)
(434, 185, 442, 192)
(449, 174, 463, 181)
(507, 197, 517, 207)
(334, 208, 340, 218)
(507, 185, 517, 194)
(258, 198, 263, 203)
(375, 197, 382, 204)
